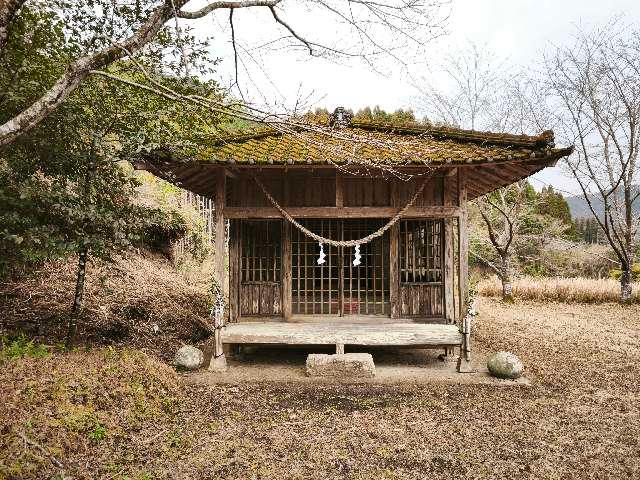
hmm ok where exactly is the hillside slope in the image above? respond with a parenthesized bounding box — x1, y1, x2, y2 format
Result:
(0, 250, 212, 361)
(566, 187, 640, 219)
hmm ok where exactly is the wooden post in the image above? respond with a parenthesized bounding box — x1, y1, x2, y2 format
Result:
(457, 169, 468, 320)
(210, 168, 228, 372)
(443, 173, 456, 325)
(335, 172, 344, 317)
(338, 221, 344, 316)
(456, 169, 474, 373)
(229, 219, 239, 323)
(389, 179, 400, 318)
(282, 221, 292, 321)
(442, 171, 456, 360)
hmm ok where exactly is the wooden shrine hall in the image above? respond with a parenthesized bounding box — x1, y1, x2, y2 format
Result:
(141, 108, 572, 372)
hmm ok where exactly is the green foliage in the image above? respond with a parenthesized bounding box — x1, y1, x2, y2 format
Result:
(536, 186, 577, 238)
(575, 217, 603, 244)
(0, 159, 152, 272)
(0, 3, 225, 275)
(610, 264, 640, 281)
(353, 106, 417, 124)
(302, 106, 419, 125)
(0, 334, 49, 361)
(142, 208, 189, 252)
(88, 423, 107, 443)
(472, 182, 582, 278)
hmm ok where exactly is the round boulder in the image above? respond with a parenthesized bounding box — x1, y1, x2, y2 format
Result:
(174, 345, 204, 370)
(487, 351, 524, 379)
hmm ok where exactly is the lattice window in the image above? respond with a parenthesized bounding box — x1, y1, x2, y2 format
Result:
(241, 220, 281, 283)
(399, 220, 443, 284)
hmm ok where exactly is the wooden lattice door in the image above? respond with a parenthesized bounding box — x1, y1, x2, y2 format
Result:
(291, 219, 389, 316)
(239, 220, 282, 316)
(342, 219, 390, 315)
(398, 219, 445, 318)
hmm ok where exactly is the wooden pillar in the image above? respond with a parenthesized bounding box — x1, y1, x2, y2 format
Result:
(282, 221, 292, 321)
(389, 179, 400, 318)
(456, 169, 474, 372)
(335, 171, 345, 317)
(443, 173, 456, 326)
(210, 168, 228, 372)
(338, 222, 344, 317)
(441, 171, 457, 360)
(229, 219, 240, 323)
(457, 169, 468, 320)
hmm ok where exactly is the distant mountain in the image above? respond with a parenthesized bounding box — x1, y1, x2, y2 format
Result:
(566, 186, 640, 220)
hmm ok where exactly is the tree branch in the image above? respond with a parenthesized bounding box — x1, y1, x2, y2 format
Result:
(177, 0, 280, 19)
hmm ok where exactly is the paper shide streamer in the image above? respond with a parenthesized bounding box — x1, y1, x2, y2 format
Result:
(317, 242, 362, 266)
(353, 245, 361, 266)
(317, 242, 326, 265)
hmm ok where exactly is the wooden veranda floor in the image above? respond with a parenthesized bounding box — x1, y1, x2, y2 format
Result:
(222, 322, 462, 348)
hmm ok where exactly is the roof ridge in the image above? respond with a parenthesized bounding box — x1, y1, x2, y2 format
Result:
(208, 122, 555, 149)
(349, 120, 554, 148)
(210, 127, 281, 146)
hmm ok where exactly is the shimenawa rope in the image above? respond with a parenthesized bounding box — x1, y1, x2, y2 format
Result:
(252, 173, 432, 247)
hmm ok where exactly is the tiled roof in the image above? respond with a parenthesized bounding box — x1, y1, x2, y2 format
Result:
(149, 120, 572, 167)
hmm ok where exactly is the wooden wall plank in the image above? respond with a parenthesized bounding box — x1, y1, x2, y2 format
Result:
(335, 174, 344, 207)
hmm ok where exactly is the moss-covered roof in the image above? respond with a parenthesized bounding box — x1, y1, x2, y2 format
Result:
(140, 115, 574, 200)
(151, 120, 571, 167)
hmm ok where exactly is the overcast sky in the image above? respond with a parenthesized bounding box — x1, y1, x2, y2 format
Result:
(188, 0, 640, 195)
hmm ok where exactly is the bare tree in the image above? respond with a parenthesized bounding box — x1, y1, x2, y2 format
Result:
(416, 43, 551, 299)
(544, 21, 640, 301)
(414, 41, 513, 130)
(0, 0, 448, 148)
(473, 182, 531, 301)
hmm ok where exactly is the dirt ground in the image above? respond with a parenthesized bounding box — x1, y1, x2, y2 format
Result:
(2, 297, 639, 479)
(187, 343, 531, 385)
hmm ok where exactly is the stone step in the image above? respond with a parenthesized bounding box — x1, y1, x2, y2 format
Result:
(305, 353, 375, 378)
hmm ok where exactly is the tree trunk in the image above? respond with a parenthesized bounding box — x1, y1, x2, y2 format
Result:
(499, 254, 513, 302)
(66, 246, 88, 348)
(620, 269, 632, 303)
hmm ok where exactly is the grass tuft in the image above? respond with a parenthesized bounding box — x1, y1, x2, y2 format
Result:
(0, 334, 49, 361)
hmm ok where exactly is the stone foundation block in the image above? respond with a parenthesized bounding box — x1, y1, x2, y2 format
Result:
(306, 353, 375, 378)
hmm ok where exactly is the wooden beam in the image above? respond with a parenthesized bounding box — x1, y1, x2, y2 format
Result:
(224, 206, 462, 219)
(222, 322, 463, 346)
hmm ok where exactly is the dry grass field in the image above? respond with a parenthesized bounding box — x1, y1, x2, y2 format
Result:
(479, 276, 640, 304)
(2, 296, 639, 479)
